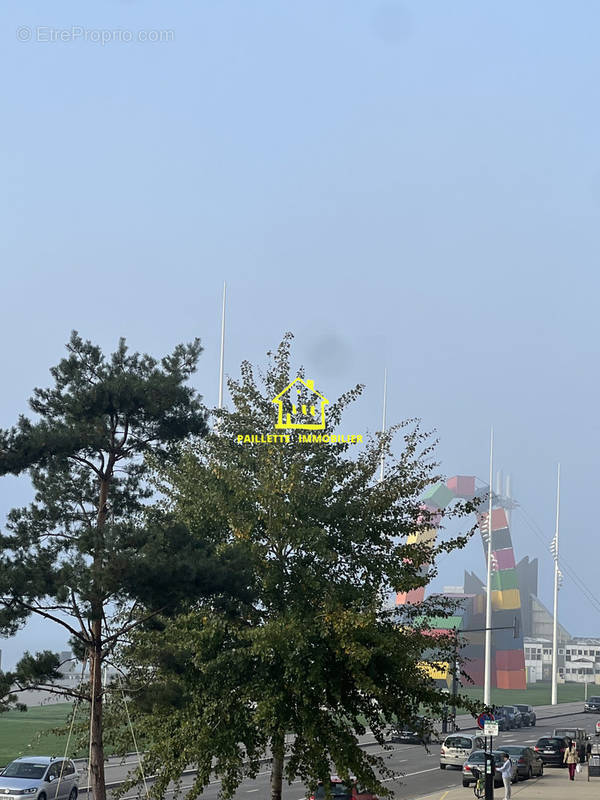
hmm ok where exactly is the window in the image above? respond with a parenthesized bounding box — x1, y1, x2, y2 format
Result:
(3, 763, 48, 780)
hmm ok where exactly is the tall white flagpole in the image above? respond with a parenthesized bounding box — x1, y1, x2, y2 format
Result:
(484, 427, 494, 706)
(379, 368, 387, 483)
(551, 463, 561, 706)
(218, 281, 226, 410)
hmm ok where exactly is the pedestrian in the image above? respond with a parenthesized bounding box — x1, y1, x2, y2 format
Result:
(564, 739, 579, 780)
(498, 752, 513, 800)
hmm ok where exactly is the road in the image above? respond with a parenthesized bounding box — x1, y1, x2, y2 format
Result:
(76, 702, 598, 800)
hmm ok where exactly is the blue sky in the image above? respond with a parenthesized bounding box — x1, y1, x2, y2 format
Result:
(1, 0, 600, 668)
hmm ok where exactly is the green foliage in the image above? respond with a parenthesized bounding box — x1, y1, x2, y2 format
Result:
(0, 332, 251, 798)
(0, 651, 62, 713)
(119, 333, 479, 800)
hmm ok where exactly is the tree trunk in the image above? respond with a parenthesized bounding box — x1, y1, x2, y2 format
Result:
(90, 473, 110, 800)
(89, 628, 106, 800)
(270, 730, 285, 800)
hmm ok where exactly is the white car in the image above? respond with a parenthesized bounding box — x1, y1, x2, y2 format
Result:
(440, 733, 485, 769)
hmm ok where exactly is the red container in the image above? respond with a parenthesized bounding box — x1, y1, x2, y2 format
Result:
(395, 587, 425, 605)
(496, 669, 526, 691)
(478, 507, 508, 532)
(496, 649, 525, 671)
(446, 475, 476, 498)
(463, 658, 485, 686)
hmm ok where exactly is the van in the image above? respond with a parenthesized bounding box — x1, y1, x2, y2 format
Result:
(440, 733, 486, 769)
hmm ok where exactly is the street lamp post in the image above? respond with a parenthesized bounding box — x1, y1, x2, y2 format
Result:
(484, 428, 494, 707)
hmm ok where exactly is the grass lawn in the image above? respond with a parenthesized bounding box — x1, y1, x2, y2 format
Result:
(0, 704, 86, 766)
(456, 681, 589, 712)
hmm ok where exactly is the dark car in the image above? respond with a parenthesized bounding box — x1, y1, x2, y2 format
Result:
(390, 716, 432, 745)
(494, 708, 510, 731)
(502, 746, 544, 779)
(497, 706, 517, 729)
(509, 706, 523, 728)
(462, 750, 518, 788)
(534, 736, 570, 766)
(585, 696, 600, 713)
(553, 728, 589, 762)
(514, 704, 536, 726)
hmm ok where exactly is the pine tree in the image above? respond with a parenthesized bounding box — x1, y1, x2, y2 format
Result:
(0, 332, 250, 800)
(0, 651, 62, 712)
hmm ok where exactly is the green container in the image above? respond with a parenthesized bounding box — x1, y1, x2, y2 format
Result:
(490, 568, 519, 591)
(422, 483, 454, 509)
(414, 615, 463, 630)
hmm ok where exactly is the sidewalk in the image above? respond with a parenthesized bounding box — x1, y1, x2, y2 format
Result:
(414, 764, 600, 800)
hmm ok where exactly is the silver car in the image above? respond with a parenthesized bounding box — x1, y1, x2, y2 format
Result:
(0, 757, 79, 800)
(440, 733, 485, 769)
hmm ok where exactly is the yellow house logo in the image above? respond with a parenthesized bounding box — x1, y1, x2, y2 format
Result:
(272, 377, 329, 430)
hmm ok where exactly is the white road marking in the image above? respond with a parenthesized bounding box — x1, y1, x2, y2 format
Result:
(247, 789, 260, 793)
(385, 766, 440, 779)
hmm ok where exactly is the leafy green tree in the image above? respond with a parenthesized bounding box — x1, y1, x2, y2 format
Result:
(0, 651, 62, 712)
(119, 333, 477, 800)
(0, 332, 251, 800)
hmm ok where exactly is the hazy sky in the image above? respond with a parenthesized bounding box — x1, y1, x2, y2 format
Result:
(2, 1, 600, 669)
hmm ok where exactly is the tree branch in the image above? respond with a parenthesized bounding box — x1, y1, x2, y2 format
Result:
(70, 455, 103, 479)
(13, 600, 87, 640)
(11, 682, 90, 703)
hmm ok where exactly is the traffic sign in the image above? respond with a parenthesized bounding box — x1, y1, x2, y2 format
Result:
(477, 711, 495, 729)
(484, 721, 499, 736)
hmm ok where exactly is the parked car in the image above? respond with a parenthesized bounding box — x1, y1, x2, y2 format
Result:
(496, 706, 517, 729)
(0, 757, 79, 800)
(584, 696, 600, 713)
(509, 706, 524, 728)
(534, 736, 570, 766)
(514, 704, 536, 726)
(501, 746, 544, 780)
(553, 728, 589, 762)
(494, 708, 511, 731)
(461, 750, 518, 788)
(390, 715, 432, 745)
(440, 733, 485, 769)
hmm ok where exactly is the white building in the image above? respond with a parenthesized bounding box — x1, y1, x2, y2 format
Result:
(561, 638, 600, 684)
(524, 636, 600, 684)
(57, 651, 121, 687)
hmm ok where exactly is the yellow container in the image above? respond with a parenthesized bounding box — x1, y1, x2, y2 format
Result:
(491, 588, 520, 610)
